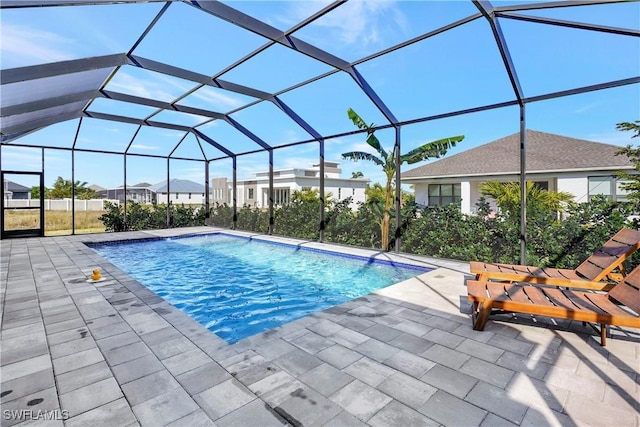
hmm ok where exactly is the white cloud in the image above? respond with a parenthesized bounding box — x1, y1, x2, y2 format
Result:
(130, 144, 158, 150)
(190, 87, 245, 111)
(1, 24, 75, 67)
(289, 0, 406, 49)
(107, 71, 193, 102)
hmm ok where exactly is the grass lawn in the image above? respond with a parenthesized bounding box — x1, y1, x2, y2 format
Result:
(3, 210, 106, 236)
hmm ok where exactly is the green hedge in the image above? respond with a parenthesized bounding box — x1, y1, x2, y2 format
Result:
(100, 196, 640, 271)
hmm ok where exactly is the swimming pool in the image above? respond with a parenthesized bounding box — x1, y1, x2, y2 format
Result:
(90, 233, 432, 343)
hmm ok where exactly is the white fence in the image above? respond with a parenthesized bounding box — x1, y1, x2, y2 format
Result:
(4, 199, 119, 211)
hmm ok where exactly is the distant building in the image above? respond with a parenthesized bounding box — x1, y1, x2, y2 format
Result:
(212, 162, 369, 210)
(3, 180, 31, 200)
(149, 179, 209, 205)
(402, 130, 635, 214)
(99, 182, 156, 204)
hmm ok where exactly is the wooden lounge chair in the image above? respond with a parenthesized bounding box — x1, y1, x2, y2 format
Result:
(470, 228, 640, 291)
(466, 265, 640, 346)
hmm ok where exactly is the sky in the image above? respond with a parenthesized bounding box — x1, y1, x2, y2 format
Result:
(1, 0, 639, 192)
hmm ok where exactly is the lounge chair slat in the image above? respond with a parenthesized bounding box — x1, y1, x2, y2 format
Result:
(589, 294, 640, 318)
(587, 252, 623, 270)
(575, 261, 607, 282)
(599, 242, 636, 257)
(503, 284, 531, 303)
(538, 268, 576, 280)
(521, 286, 549, 305)
(608, 283, 640, 314)
(611, 228, 640, 245)
(539, 288, 582, 311)
(562, 290, 609, 315)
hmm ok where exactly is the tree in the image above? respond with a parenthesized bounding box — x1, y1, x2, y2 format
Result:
(351, 171, 364, 178)
(342, 108, 464, 251)
(479, 181, 575, 217)
(48, 177, 99, 199)
(31, 186, 49, 199)
(615, 120, 640, 205)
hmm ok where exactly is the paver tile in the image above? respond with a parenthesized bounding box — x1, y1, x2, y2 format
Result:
(466, 381, 528, 424)
(1, 369, 54, 404)
(216, 399, 287, 427)
(121, 369, 180, 406)
(162, 348, 212, 376)
(176, 361, 232, 396)
(111, 353, 164, 385)
(52, 348, 104, 375)
(273, 348, 323, 376)
(460, 356, 515, 389)
(329, 380, 393, 422)
(193, 378, 256, 420)
(132, 386, 199, 426)
(383, 349, 435, 378)
(353, 339, 400, 363)
(2, 354, 52, 383)
(165, 409, 216, 427)
(0, 387, 60, 427)
(56, 361, 112, 394)
(418, 390, 487, 427)
(59, 377, 123, 417)
(64, 398, 137, 427)
(300, 363, 355, 397)
(316, 344, 363, 369)
(342, 357, 396, 387)
(323, 411, 368, 427)
(274, 386, 342, 426)
(378, 371, 437, 410)
(368, 400, 438, 427)
(420, 364, 478, 399)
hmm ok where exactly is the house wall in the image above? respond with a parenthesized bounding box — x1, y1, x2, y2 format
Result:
(233, 177, 368, 210)
(157, 192, 206, 205)
(411, 171, 633, 214)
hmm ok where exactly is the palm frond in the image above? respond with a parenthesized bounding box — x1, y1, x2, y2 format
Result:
(347, 108, 388, 158)
(401, 135, 464, 164)
(347, 108, 372, 131)
(341, 151, 384, 167)
(366, 133, 388, 159)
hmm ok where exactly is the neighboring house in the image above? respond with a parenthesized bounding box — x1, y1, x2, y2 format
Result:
(402, 130, 635, 214)
(3, 180, 31, 200)
(149, 178, 209, 205)
(100, 182, 156, 204)
(212, 162, 370, 210)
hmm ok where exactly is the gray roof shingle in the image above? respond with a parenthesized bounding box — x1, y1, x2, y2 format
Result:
(402, 130, 634, 179)
(149, 178, 208, 193)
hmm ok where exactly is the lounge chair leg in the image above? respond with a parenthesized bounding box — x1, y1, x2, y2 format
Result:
(600, 323, 607, 346)
(473, 299, 493, 331)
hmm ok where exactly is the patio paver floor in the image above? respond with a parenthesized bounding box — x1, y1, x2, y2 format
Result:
(1, 226, 638, 427)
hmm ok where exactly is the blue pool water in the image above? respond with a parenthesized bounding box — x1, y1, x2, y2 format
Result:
(90, 233, 431, 343)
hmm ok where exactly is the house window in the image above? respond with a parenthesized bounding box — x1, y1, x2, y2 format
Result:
(588, 176, 630, 202)
(175, 193, 179, 199)
(338, 188, 342, 199)
(188, 193, 192, 199)
(248, 188, 254, 199)
(533, 181, 549, 191)
(352, 188, 355, 195)
(428, 184, 461, 207)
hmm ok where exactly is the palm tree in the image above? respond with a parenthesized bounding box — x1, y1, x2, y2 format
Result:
(342, 108, 464, 251)
(479, 181, 575, 217)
